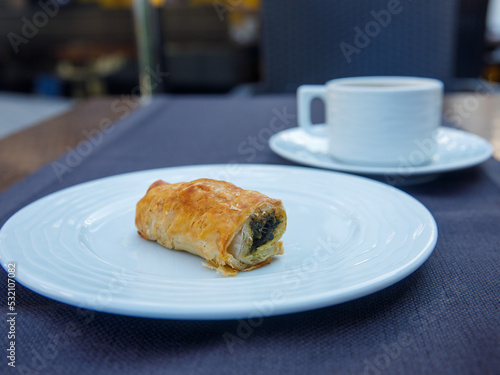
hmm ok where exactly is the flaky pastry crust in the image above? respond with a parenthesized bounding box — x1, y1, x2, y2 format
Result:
(135, 179, 287, 276)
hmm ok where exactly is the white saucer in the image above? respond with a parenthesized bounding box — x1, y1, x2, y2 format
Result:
(269, 126, 493, 179)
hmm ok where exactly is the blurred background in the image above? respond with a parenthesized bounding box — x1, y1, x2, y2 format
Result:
(0, 0, 261, 97)
(0, 0, 499, 99)
(1, 0, 500, 181)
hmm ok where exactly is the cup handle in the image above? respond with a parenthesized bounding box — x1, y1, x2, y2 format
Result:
(297, 85, 327, 137)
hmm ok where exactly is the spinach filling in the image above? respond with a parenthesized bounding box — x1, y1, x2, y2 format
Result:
(249, 210, 281, 253)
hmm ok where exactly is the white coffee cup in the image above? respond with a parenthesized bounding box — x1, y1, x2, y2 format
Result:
(297, 76, 444, 167)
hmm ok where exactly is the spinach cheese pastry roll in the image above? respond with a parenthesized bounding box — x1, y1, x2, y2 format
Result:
(135, 179, 287, 276)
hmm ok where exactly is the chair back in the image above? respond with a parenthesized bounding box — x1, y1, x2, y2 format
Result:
(260, 0, 459, 92)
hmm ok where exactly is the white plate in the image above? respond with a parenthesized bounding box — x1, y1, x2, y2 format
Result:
(269, 126, 493, 176)
(0, 165, 437, 320)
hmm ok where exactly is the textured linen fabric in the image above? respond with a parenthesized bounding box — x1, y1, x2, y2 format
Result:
(0, 95, 499, 375)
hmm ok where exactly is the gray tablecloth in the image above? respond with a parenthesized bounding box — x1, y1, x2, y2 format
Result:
(0, 95, 499, 374)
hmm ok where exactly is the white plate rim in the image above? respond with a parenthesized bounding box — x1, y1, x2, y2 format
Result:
(0, 164, 438, 320)
(269, 127, 493, 175)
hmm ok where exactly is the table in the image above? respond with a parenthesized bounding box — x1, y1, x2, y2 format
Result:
(1, 93, 499, 193)
(0, 93, 498, 374)
(443, 93, 500, 160)
(0, 97, 139, 193)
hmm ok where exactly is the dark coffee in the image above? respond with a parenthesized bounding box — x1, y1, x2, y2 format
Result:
(340, 82, 424, 88)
